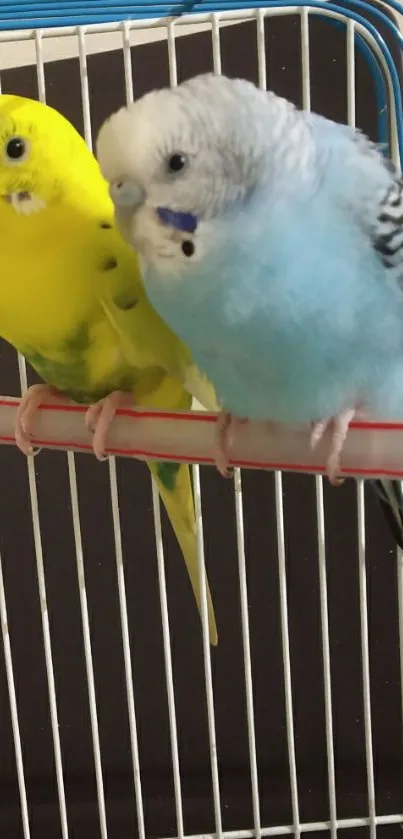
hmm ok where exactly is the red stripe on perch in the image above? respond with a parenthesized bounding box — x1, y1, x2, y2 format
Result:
(0, 395, 403, 479)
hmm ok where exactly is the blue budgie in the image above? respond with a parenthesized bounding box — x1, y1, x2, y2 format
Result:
(97, 72, 403, 547)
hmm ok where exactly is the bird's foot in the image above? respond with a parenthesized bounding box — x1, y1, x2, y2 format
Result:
(15, 383, 62, 455)
(310, 407, 357, 486)
(215, 412, 248, 478)
(85, 390, 133, 461)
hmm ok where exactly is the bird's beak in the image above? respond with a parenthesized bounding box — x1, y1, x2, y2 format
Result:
(109, 179, 145, 210)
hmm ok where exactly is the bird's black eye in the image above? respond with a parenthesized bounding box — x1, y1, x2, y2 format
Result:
(168, 153, 187, 173)
(5, 137, 27, 162)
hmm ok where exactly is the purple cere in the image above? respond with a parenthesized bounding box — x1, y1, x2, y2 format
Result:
(156, 206, 198, 234)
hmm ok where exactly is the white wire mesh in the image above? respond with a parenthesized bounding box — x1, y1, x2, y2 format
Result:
(0, 7, 402, 839)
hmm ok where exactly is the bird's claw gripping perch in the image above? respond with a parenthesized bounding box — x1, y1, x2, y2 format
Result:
(85, 390, 133, 460)
(310, 407, 357, 486)
(15, 383, 61, 455)
(215, 413, 235, 478)
(215, 413, 250, 478)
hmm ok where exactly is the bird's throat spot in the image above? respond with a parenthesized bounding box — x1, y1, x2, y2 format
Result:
(182, 240, 195, 257)
(101, 257, 118, 271)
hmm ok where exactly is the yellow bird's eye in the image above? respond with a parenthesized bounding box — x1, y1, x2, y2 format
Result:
(4, 136, 29, 164)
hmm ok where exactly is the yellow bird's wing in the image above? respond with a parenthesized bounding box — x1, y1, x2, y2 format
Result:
(98, 269, 219, 646)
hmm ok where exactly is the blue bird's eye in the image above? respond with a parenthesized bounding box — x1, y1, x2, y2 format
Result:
(167, 153, 187, 173)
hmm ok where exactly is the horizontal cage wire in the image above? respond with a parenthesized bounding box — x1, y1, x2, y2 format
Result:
(0, 4, 403, 839)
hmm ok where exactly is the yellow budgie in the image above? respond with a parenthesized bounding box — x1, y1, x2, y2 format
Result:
(0, 94, 218, 645)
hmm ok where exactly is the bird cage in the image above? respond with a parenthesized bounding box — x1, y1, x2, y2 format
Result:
(0, 2, 403, 839)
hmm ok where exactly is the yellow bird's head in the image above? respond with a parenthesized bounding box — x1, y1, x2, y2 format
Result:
(0, 94, 102, 216)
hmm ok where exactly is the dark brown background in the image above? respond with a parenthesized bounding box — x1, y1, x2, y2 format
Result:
(0, 8, 403, 839)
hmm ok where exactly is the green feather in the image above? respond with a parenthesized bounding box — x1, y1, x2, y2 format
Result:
(156, 460, 181, 492)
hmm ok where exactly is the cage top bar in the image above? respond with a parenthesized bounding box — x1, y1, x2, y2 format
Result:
(1, 0, 403, 28)
(2, 0, 403, 14)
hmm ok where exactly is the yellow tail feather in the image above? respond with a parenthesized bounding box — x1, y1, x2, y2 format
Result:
(149, 460, 218, 646)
